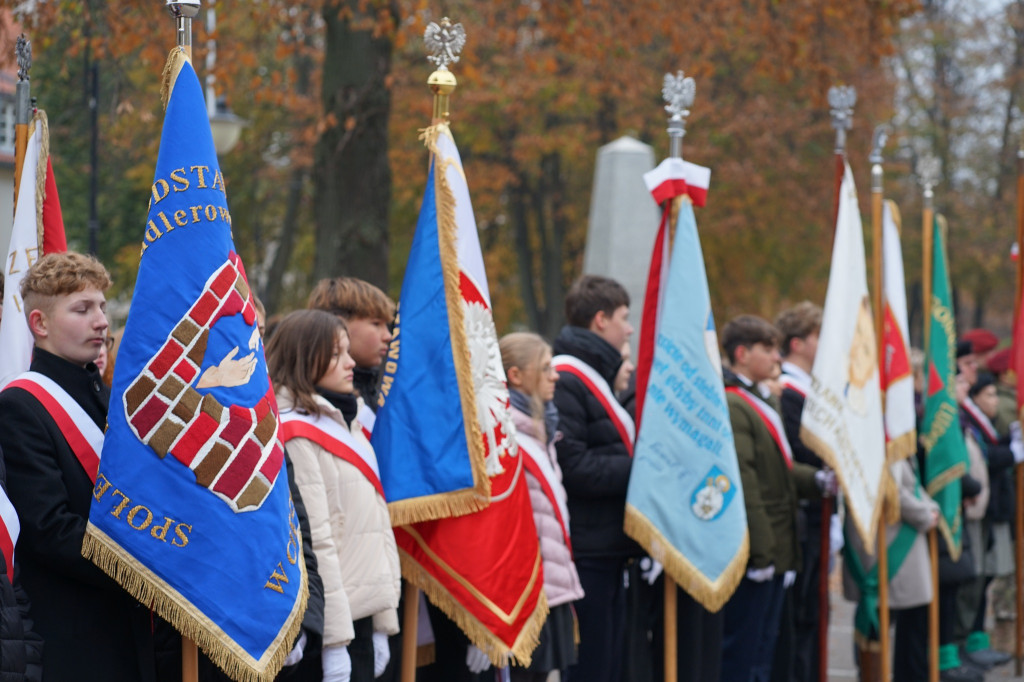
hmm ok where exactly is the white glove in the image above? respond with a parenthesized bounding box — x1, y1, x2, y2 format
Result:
(829, 513, 844, 554)
(322, 645, 352, 682)
(283, 631, 307, 667)
(815, 469, 838, 497)
(746, 564, 775, 583)
(372, 632, 390, 678)
(1011, 421, 1024, 463)
(783, 570, 796, 588)
(466, 644, 491, 674)
(639, 557, 663, 585)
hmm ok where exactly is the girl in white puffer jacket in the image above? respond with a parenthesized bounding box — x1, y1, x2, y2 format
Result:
(500, 332, 584, 682)
(267, 310, 400, 682)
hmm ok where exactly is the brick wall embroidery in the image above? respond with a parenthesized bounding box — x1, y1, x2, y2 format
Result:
(122, 251, 282, 512)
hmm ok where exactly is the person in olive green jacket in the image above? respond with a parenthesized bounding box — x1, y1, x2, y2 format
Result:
(718, 315, 830, 682)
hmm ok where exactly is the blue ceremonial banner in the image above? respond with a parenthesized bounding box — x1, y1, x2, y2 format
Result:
(83, 51, 305, 682)
(625, 200, 749, 612)
(372, 143, 491, 526)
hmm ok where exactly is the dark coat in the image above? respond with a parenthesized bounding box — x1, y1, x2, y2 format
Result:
(0, 449, 43, 682)
(0, 349, 158, 682)
(961, 409, 1016, 524)
(778, 374, 824, 530)
(353, 367, 381, 414)
(724, 370, 819, 572)
(552, 326, 640, 560)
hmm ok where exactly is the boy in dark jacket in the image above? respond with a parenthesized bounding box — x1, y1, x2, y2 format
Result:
(0, 252, 160, 681)
(552, 275, 636, 682)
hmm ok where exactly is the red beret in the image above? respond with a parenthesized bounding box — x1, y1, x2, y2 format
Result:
(962, 328, 999, 354)
(988, 347, 1012, 375)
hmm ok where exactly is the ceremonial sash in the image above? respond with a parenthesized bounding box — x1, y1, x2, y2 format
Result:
(779, 363, 811, 398)
(725, 385, 793, 468)
(552, 355, 635, 455)
(357, 402, 376, 442)
(0, 487, 19, 582)
(5, 371, 103, 483)
(517, 432, 573, 557)
(279, 411, 384, 499)
(962, 398, 999, 444)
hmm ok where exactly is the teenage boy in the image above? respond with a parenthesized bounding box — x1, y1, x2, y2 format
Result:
(308, 277, 395, 411)
(771, 302, 827, 682)
(552, 274, 636, 682)
(719, 315, 828, 682)
(0, 252, 161, 681)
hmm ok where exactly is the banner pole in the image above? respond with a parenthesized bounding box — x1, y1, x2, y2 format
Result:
(401, 583, 420, 682)
(870, 126, 891, 680)
(920, 154, 938, 682)
(821, 83, 856, 682)
(1014, 143, 1024, 676)
(182, 639, 199, 682)
(664, 577, 677, 682)
(13, 36, 31, 214)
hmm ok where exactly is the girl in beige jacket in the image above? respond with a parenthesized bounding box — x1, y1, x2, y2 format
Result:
(267, 310, 401, 682)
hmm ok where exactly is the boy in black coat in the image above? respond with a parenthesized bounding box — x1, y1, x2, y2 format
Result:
(553, 275, 636, 682)
(0, 252, 159, 681)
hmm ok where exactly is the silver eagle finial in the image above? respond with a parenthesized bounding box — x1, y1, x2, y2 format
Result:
(663, 71, 695, 158)
(869, 125, 890, 166)
(425, 18, 466, 70)
(16, 35, 31, 81)
(917, 153, 941, 193)
(828, 85, 856, 153)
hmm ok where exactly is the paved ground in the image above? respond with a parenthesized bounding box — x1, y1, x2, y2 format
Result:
(826, 569, 1023, 681)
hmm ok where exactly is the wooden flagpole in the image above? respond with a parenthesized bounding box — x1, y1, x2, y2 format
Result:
(821, 84, 856, 682)
(919, 153, 939, 682)
(1014, 143, 1024, 676)
(164, 2, 202, 678)
(401, 582, 420, 682)
(658, 69, 694, 682)
(870, 125, 891, 681)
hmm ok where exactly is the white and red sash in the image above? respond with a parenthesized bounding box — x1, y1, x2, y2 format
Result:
(4, 371, 104, 483)
(725, 385, 793, 468)
(962, 397, 1000, 444)
(279, 411, 385, 499)
(779, 362, 811, 399)
(517, 432, 573, 557)
(0, 488, 19, 582)
(357, 402, 376, 441)
(552, 354, 635, 455)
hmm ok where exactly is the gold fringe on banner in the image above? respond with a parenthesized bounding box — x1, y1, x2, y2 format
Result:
(886, 431, 917, 463)
(624, 504, 749, 613)
(82, 522, 307, 682)
(398, 545, 549, 668)
(387, 123, 491, 527)
(800, 426, 894, 555)
(32, 110, 48, 251)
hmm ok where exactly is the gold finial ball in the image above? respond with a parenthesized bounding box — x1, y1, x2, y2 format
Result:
(428, 68, 457, 95)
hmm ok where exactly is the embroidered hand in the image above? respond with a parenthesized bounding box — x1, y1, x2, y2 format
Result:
(248, 325, 261, 351)
(372, 632, 391, 677)
(196, 346, 257, 389)
(466, 644, 491, 674)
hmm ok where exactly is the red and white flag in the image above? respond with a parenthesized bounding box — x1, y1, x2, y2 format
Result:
(0, 111, 66, 389)
(881, 200, 916, 459)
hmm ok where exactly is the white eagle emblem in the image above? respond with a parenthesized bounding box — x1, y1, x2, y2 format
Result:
(463, 300, 516, 476)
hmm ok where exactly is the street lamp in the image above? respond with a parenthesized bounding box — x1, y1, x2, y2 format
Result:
(204, 0, 246, 155)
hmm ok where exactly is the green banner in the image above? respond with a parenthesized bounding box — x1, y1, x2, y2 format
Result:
(920, 215, 969, 559)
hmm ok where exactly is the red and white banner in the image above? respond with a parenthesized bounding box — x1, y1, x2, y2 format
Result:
(881, 200, 916, 460)
(0, 113, 66, 390)
(642, 157, 711, 207)
(0, 486, 19, 582)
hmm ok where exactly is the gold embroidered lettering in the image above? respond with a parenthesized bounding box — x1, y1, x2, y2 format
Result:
(174, 210, 188, 227)
(190, 206, 203, 222)
(109, 490, 132, 519)
(172, 523, 192, 548)
(151, 179, 170, 205)
(204, 205, 217, 221)
(170, 167, 190, 192)
(126, 505, 154, 531)
(150, 516, 175, 541)
(264, 562, 290, 594)
(92, 473, 113, 502)
(190, 165, 210, 188)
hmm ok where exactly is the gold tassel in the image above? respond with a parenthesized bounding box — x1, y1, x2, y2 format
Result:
(398, 547, 549, 668)
(885, 431, 917, 463)
(82, 523, 307, 682)
(623, 504, 749, 613)
(161, 48, 188, 111)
